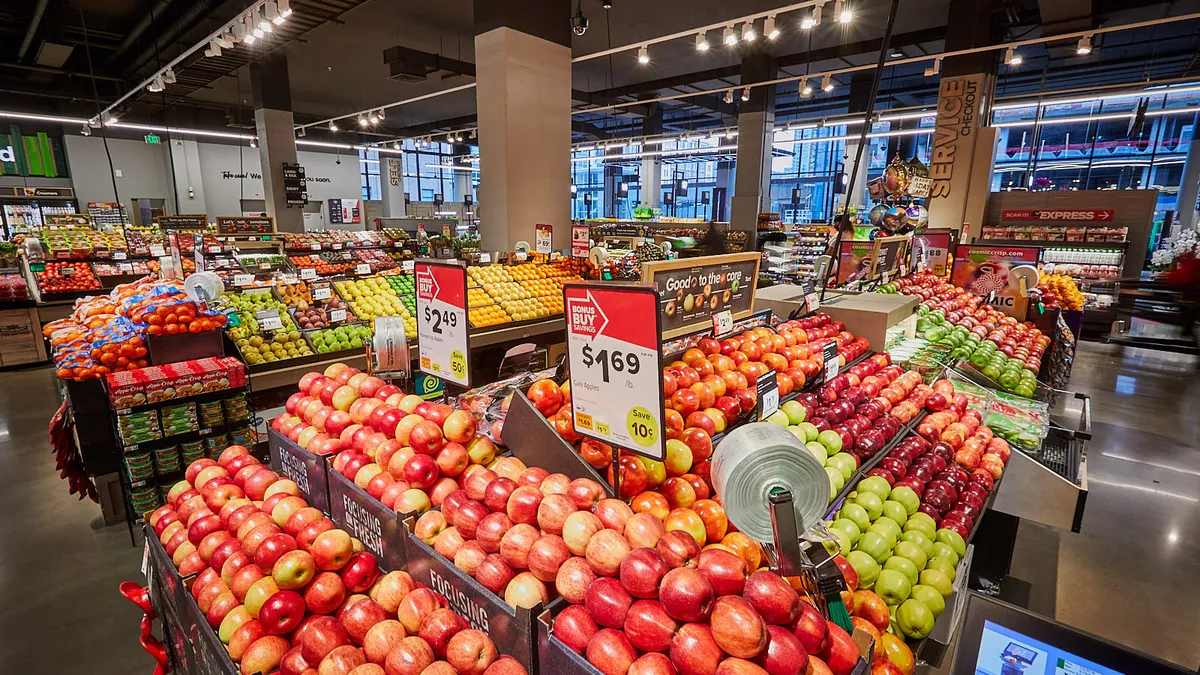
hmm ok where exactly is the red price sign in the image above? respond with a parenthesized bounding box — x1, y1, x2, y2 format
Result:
(565, 284, 665, 460)
(416, 261, 470, 387)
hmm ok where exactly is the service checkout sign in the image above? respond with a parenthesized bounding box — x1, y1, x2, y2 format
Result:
(415, 261, 470, 387)
(565, 284, 666, 461)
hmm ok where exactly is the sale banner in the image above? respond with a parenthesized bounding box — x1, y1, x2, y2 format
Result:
(416, 261, 470, 387)
(564, 284, 665, 461)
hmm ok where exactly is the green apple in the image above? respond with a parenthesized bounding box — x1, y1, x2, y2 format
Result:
(910, 584, 946, 618)
(845, 550, 881, 589)
(920, 568, 953, 597)
(936, 529, 967, 557)
(767, 410, 791, 427)
(856, 531, 892, 564)
(925, 558, 957, 584)
(929, 542, 960, 566)
(787, 426, 808, 443)
(805, 441, 828, 466)
(883, 555, 919, 586)
(857, 476, 892, 501)
(874, 568, 912, 606)
(889, 486, 921, 515)
(869, 517, 902, 545)
(901, 530, 935, 558)
(781, 400, 807, 425)
(897, 599, 935, 639)
(892, 540, 928, 570)
(839, 503, 871, 532)
(830, 518, 862, 543)
(903, 512, 938, 539)
(881, 500, 908, 526)
(796, 422, 820, 442)
(817, 430, 844, 453)
(826, 453, 857, 481)
(826, 466, 845, 494)
(853, 491, 884, 520)
(826, 526, 851, 554)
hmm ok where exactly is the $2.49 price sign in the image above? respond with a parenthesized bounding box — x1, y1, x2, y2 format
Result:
(415, 261, 470, 387)
(565, 284, 665, 461)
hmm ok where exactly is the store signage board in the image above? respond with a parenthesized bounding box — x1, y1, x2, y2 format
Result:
(216, 216, 275, 235)
(870, 235, 908, 281)
(535, 224, 553, 254)
(415, 373, 445, 401)
(564, 283, 666, 461)
(416, 261, 470, 387)
(641, 252, 761, 339)
(0, 186, 75, 198)
(268, 429, 330, 512)
(571, 224, 590, 258)
(46, 213, 91, 226)
(1001, 209, 1114, 222)
(756, 370, 779, 421)
(836, 241, 875, 285)
(155, 214, 208, 232)
(912, 229, 954, 277)
(950, 245, 1040, 318)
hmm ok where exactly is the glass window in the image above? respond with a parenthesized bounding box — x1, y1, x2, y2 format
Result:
(360, 150, 381, 200)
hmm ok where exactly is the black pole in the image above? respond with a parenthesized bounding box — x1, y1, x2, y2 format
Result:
(821, 0, 903, 301)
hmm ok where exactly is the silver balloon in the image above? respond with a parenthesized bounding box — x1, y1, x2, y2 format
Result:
(880, 205, 909, 233)
(868, 204, 888, 226)
(907, 204, 929, 227)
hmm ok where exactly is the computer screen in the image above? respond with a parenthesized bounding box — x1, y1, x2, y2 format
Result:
(974, 620, 1125, 675)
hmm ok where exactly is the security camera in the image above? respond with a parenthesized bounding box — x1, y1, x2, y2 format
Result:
(571, 7, 589, 35)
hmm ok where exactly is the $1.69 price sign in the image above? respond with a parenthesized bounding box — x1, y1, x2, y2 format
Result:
(415, 261, 470, 387)
(564, 284, 665, 461)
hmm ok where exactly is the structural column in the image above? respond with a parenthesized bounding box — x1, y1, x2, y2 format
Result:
(641, 104, 664, 209)
(250, 53, 303, 233)
(381, 156, 407, 218)
(1173, 113, 1200, 235)
(730, 50, 778, 241)
(474, 0, 572, 250)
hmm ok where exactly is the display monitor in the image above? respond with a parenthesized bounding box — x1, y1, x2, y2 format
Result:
(951, 593, 1191, 675)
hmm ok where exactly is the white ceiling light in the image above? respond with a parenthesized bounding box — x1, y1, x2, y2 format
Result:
(741, 21, 756, 42)
(204, 40, 222, 58)
(741, 87, 751, 102)
(358, 115, 369, 127)
(637, 45, 649, 64)
(162, 68, 176, 84)
(1077, 34, 1093, 55)
(800, 79, 813, 97)
(377, 108, 386, 120)
(835, 0, 852, 23)
(723, 89, 734, 104)
(146, 76, 164, 93)
(250, 138, 257, 148)
(924, 58, 941, 77)
(259, 7, 273, 33)
(215, 34, 234, 49)
(723, 25, 737, 46)
(822, 75, 834, 92)
(266, 1, 281, 25)
(368, 111, 379, 124)
(243, 16, 258, 44)
(765, 15, 780, 40)
(1005, 47, 1022, 66)
(695, 31, 709, 52)
(251, 13, 264, 39)
(393, 142, 401, 150)
(329, 121, 338, 132)
(278, 0, 292, 19)
(802, 3, 823, 29)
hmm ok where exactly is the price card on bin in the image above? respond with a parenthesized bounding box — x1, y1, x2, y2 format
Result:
(416, 261, 470, 387)
(565, 284, 665, 461)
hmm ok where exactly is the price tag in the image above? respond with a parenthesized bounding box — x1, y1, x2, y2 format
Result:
(330, 308, 347, 323)
(247, 236, 260, 242)
(119, 263, 134, 273)
(564, 284, 665, 461)
(356, 264, 371, 276)
(416, 262, 470, 387)
(332, 243, 344, 250)
(479, 252, 492, 263)
(882, 271, 891, 284)
(234, 273, 254, 287)
(141, 540, 149, 577)
(208, 246, 222, 254)
(300, 267, 318, 280)
(402, 260, 414, 273)
(61, 266, 75, 276)
(805, 292, 820, 313)
(255, 309, 283, 331)
(55, 251, 70, 259)
(113, 250, 128, 260)
(149, 244, 166, 257)
(310, 243, 322, 251)
(712, 310, 733, 336)
(756, 370, 780, 421)
(282, 274, 298, 284)
(259, 262, 272, 270)
(535, 224, 552, 254)
(373, 316, 409, 374)
(313, 285, 332, 301)
(823, 341, 839, 382)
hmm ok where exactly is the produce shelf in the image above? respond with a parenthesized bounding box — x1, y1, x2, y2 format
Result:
(120, 418, 252, 453)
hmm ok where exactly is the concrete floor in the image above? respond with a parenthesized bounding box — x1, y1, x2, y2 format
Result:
(0, 340, 1197, 673)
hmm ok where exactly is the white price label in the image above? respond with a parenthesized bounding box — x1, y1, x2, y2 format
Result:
(61, 266, 75, 276)
(259, 262, 272, 270)
(119, 263, 134, 273)
(356, 264, 371, 276)
(402, 260, 414, 273)
(310, 243, 322, 251)
(112, 251, 128, 260)
(282, 274, 298, 284)
(234, 274, 254, 287)
(300, 267, 318, 280)
(712, 310, 733, 336)
(757, 370, 780, 421)
(373, 316, 409, 374)
(478, 252, 492, 263)
(330, 308, 347, 323)
(565, 285, 665, 461)
(149, 245, 166, 257)
(805, 292, 820, 313)
(882, 271, 891, 284)
(332, 243, 344, 250)
(208, 246, 221, 254)
(255, 309, 283, 331)
(313, 286, 332, 301)
(823, 341, 839, 382)
(416, 262, 469, 387)
(535, 225, 552, 254)
(141, 540, 149, 577)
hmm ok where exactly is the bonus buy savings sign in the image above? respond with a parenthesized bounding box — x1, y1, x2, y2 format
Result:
(565, 284, 665, 461)
(416, 261, 470, 387)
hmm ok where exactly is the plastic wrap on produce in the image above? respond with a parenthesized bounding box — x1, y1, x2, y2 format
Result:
(455, 366, 559, 444)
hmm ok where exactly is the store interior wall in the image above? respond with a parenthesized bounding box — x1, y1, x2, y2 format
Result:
(63, 135, 178, 217)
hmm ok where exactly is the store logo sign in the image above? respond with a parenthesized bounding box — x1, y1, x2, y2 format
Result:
(0, 145, 14, 163)
(930, 76, 982, 199)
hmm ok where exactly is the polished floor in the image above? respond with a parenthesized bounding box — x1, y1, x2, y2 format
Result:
(0, 341, 1197, 673)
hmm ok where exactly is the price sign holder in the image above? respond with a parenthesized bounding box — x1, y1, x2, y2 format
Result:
(415, 260, 470, 387)
(756, 370, 780, 421)
(300, 267, 318, 280)
(255, 309, 283, 331)
(356, 263, 372, 276)
(712, 310, 734, 336)
(564, 283, 665, 461)
(823, 341, 839, 382)
(327, 468, 408, 571)
(330, 308, 348, 323)
(192, 233, 204, 272)
(112, 250, 127, 261)
(233, 273, 254, 287)
(312, 284, 332, 301)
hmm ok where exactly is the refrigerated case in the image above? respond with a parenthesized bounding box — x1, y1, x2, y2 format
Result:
(0, 187, 78, 237)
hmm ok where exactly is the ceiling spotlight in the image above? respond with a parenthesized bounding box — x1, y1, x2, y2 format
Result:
(800, 79, 813, 97)
(393, 142, 401, 150)
(297, 127, 306, 137)
(278, 0, 292, 18)
(266, 1, 281, 25)
(723, 25, 738, 46)
(924, 58, 941, 76)
(1005, 47, 1023, 66)
(204, 40, 222, 57)
(637, 45, 649, 64)
(801, 13, 817, 29)
(723, 89, 735, 104)
(250, 138, 257, 148)
(244, 16, 258, 44)
(695, 31, 710, 51)
(469, 129, 477, 139)
(81, 124, 91, 136)
(822, 75, 834, 92)
(368, 112, 379, 124)
(1076, 34, 1092, 55)
(258, 8, 272, 33)
(835, 0, 852, 23)
(377, 108, 386, 120)
(741, 21, 756, 42)
(765, 15, 780, 40)
(571, 1, 589, 36)
(215, 34, 234, 49)
(741, 87, 751, 102)
(329, 121, 338, 132)
(724, 129, 735, 139)
(147, 76, 164, 93)
(358, 115, 369, 127)
(162, 68, 176, 84)
(890, 50, 903, 58)
(602, 0, 612, 7)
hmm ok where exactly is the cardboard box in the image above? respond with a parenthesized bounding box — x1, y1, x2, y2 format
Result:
(818, 292, 919, 350)
(107, 369, 148, 408)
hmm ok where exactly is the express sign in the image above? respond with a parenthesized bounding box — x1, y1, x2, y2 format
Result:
(1000, 209, 1114, 222)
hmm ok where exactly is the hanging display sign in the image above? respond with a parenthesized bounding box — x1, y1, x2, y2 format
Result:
(45, 214, 91, 227)
(836, 241, 874, 285)
(416, 261, 470, 387)
(156, 215, 208, 232)
(641, 252, 760, 339)
(535, 224, 553, 254)
(216, 216, 274, 234)
(0, 186, 73, 198)
(571, 224, 590, 258)
(564, 284, 665, 461)
(871, 235, 909, 280)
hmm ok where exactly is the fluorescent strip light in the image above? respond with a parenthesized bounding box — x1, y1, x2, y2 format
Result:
(994, 83, 1200, 112)
(0, 112, 89, 125)
(107, 121, 256, 140)
(423, 164, 479, 172)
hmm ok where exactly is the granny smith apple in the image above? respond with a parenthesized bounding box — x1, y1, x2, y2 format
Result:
(869, 517, 902, 545)
(826, 453, 857, 481)
(874, 569, 912, 606)
(857, 476, 892, 501)
(883, 555, 919, 586)
(830, 517, 861, 543)
(903, 512, 938, 539)
(881, 500, 908, 526)
(892, 540, 928, 570)
(929, 542, 959, 567)
(826, 526, 851, 554)
(901, 530, 935, 558)
(796, 422, 820, 442)
(889, 486, 921, 515)
(897, 599, 935, 639)
(826, 466, 845, 494)
(805, 441, 828, 466)
(920, 568, 953, 597)
(817, 429, 844, 453)
(856, 531, 892, 564)
(845, 550, 881, 589)
(767, 410, 791, 427)
(910, 584, 946, 618)
(787, 426, 808, 443)
(839, 503, 871, 532)
(936, 528, 967, 557)
(853, 491, 884, 520)
(925, 558, 957, 584)
(781, 400, 807, 425)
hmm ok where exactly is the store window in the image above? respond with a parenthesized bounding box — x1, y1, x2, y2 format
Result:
(359, 149, 382, 201)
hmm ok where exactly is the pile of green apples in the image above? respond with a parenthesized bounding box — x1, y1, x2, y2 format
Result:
(764, 399, 859, 498)
(917, 308, 1040, 398)
(826, 474, 968, 640)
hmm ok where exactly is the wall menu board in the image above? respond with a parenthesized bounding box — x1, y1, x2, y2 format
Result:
(641, 252, 760, 338)
(912, 229, 954, 276)
(216, 216, 275, 235)
(155, 214, 208, 232)
(0, 186, 74, 198)
(871, 235, 909, 280)
(836, 241, 875, 285)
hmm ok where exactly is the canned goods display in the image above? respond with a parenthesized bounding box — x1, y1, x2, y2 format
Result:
(223, 393, 250, 421)
(179, 440, 206, 464)
(117, 410, 161, 445)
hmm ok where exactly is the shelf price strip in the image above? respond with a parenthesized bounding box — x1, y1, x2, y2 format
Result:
(564, 284, 666, 461)
(415, 260, 470, 387)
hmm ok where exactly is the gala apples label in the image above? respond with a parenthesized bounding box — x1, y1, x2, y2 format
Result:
(416, 261, 470, 387)
(564, 284, 666, 461)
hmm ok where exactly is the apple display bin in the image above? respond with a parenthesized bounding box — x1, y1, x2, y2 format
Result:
(401, 515, 543, 673)
(147, 330, 225, 366)
(503, 393, 615, 497)
(822, 411, 930, 520)
(326, 465, 409, 572)
(268, 428, 331, 513)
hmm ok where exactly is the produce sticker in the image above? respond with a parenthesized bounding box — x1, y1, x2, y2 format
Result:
(416, 261, 470, 387)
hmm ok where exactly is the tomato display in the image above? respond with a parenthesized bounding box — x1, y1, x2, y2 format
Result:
(35, 262, 101, 295)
